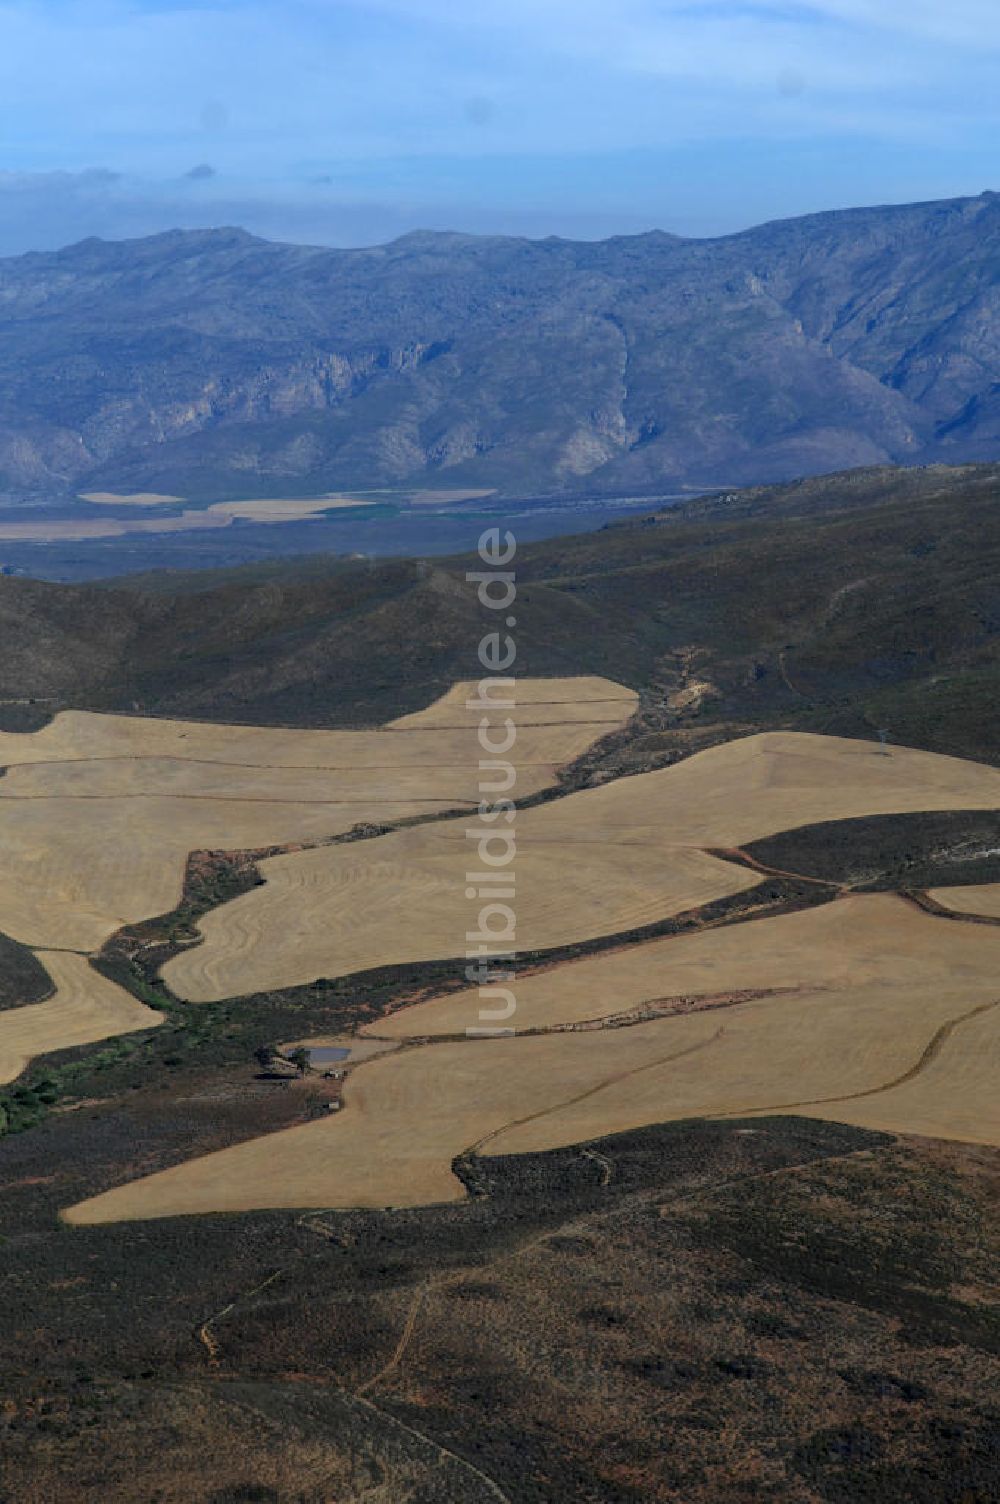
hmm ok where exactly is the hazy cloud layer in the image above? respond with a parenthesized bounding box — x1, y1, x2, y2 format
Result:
(0, 0, 997, 252)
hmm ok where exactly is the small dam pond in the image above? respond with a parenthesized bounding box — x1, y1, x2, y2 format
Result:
(309, 1046, 351, 1067)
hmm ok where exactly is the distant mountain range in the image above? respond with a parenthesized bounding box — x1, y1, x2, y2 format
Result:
(1, 191, 998, 500)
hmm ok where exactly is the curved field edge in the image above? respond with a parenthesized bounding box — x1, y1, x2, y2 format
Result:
(0, 674, 638, 1113)
(2, 734, 998, 1208)
(63, 893, 1000, 1224)
(17, 1120, 1000, 1502)
(0, 927, 54, 1010)
(744, 808, 1000, 891)
(158, 734, 1000, 1004)
(3, 807, 997, 1190)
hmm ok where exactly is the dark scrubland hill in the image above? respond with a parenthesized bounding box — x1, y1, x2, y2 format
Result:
(2, 462, 1000, 1502)
(1, 189, 999, 499)
(2, 1109, 998, 1503)
(2, 460, 1000, 765)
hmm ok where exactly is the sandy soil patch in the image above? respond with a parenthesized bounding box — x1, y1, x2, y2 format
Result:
(0, 952, 162, 1086)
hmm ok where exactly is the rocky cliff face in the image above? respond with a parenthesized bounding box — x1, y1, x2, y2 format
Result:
(0, 196, 998, 499)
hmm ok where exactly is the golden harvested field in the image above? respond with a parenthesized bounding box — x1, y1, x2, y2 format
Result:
(4, 716, 988, 1226)
(389, 674, 636, 726)
(0, 952, 162, 1086)
(0, 679, 628, 1081)
(164, 731, 1000, 1003)
(524, 730, 1000, 848)
(930, 883, 1000, 918)
(488, 982, 1000, 1157)
(0, 708, 626, 775)
(0, 682, 630, 953)
(164, 836, 754, 1002)
(371, 893, 1000, 1038)
(0, 676, 628, 1076)
(65, 894, 1000, 1225)
(0, 795, 400, 953)
(809, 1000, 1000, 1144)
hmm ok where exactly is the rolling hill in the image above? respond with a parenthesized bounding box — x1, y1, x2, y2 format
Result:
(2, 462, 1000, 764)
(1, 461, 999, 1503)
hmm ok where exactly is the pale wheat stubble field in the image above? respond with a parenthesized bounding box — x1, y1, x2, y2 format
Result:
(0, 678, 636, 1090)
(65, 730, 1000, 1225)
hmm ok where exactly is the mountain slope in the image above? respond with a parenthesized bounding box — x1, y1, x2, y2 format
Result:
(3, 463, 1000, 767)
(1, 193, 998, 499)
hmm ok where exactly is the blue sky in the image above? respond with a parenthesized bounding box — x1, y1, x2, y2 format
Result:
(0, 0, 998, 252)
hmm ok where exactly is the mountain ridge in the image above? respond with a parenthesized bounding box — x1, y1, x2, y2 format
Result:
(1, 190, 998, 500)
